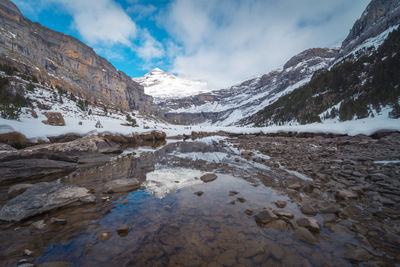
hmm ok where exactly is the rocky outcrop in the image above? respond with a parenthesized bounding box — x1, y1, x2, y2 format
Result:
(0, 0, 161, 115)
(42, 112, 65, 126)
(0, 182, 95, 222)
(340, 0, 400, 56)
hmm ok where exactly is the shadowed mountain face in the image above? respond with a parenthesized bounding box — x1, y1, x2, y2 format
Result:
(0, 0, 161, 115)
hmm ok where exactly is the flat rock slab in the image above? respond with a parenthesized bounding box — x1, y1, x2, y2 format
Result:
(0, 158, 77, 185)
(0, 182, 95, 222)
(104, 178, 140, 193)
(200, 173, 217, 183)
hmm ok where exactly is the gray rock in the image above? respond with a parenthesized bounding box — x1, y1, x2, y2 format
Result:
(0, 182, 95, 222)
(200, 173, 217, 183)
(8, 183, 32, 198)
(104, 178, 140, 193)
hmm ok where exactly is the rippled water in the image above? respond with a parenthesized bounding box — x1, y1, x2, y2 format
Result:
(1, 137, 359, 266)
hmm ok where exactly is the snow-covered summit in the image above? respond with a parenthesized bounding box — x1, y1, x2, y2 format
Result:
(133, 68, 210, 100)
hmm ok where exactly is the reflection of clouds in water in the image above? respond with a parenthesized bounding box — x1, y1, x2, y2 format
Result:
(144, 168, 205, 199)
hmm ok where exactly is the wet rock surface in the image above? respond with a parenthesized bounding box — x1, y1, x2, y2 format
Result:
(0, 182, 95, 221)
(0, 132, 399, 266)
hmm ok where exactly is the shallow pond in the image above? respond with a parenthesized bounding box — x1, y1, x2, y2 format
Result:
(1, 137, 364, 266)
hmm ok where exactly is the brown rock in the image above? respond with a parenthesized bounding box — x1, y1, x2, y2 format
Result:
(200, 173, 217, 183)
(296, 217, 321, 233)
(273, 210, 294, 219)
(42, 112, 65, 126)
(117, 224, 130, 236)
(26, 109, 38, 118)
(0, 131, 27, 148)
(293, 227, 318, 245)
(255, 209, 278, 225)
(194, 191, 203, 196)
(344, 246, 372, 263)
(300, 204, 318, 216)
(229, 190, 239, 196)
(336, 189, 358, 200)
(275, 200, 287, 208)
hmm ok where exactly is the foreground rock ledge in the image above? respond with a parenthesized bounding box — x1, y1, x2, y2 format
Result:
(0, 182, 95, 222)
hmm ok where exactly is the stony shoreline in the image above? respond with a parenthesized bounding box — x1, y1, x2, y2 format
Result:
(0, 130, 399, 266)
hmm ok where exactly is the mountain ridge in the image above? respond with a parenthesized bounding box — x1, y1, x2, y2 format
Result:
(0, 0, 161, 115)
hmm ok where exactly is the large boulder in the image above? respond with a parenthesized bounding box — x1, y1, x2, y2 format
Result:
(0, 182, 95, 222)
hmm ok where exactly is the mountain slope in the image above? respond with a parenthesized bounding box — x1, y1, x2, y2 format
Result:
(244, 0, 400, 127)
(160, 0, 400, 127)
(162, 48, 338, 125)
(133, 68, 209, 101)
(0, 0, 160, 115)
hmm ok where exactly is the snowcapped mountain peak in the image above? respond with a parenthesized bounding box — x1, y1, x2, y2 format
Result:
(149, 67, 164, 73)
(133, 68, 210, 100)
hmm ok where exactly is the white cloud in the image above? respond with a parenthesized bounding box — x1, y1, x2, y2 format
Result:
(48, 0, 137, 46)
(160, 0, 370, 89)
(135, 29, 164, 61)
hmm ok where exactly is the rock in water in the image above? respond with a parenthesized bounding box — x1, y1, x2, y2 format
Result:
(255, 210, 278, 225)
(200, 173, 217, 183)
(104, 178, 140, 193)
(0, 182, 95, 222)
(293, 227, 318, 245)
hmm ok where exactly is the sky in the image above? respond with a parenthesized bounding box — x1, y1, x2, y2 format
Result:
(14, 0, 369, 90)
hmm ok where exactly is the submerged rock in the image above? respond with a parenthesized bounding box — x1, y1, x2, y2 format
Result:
(0, 182, 95, 222)
(104, 178, 140, 193)
(296, 217, 321, 233)
(344, 246, 372, 262)
(200, 173, 217, 183)
(255, 210, 278, 225)
(293, 227, 318, 245)
(194, 191, 204, 196)
(275, 200, 287, 208)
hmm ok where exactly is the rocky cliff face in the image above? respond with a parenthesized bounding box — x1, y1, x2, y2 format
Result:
(0, 0, 160, 115)
(340, 0, 400, 56)
(163, 48, 338, 125)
